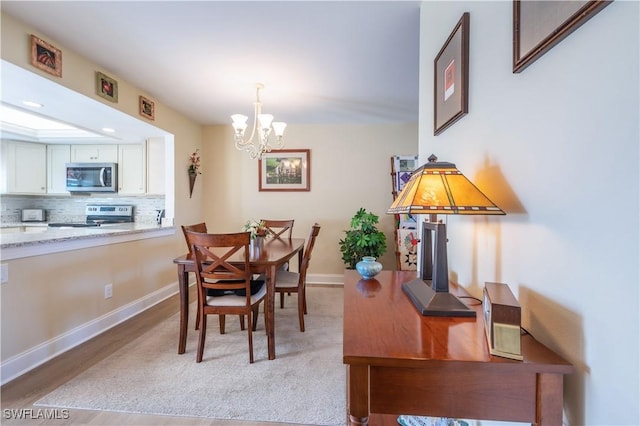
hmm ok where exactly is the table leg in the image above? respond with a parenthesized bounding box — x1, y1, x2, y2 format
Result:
(265, 264, 277, 359)
(536, 373, 564, 425)
(347, 364, 369, 425)
(177, 265, 189, 354)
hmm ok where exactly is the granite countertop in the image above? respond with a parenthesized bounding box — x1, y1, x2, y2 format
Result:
(0, 222, 172, 249)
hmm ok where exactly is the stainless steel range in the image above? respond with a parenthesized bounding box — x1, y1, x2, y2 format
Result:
(48, 205, 134, 228)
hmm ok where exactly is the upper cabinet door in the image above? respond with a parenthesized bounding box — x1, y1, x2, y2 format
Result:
(70, 144, 118, 163)
(146, 138, 165, 195)
(118, 144, 146, 195)
(47, 144, 71, 194)
(1, 141, 47, 194)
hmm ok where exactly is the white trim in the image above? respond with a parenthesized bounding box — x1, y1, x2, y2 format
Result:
(306, 273, 343, 286)
(0, 282, 178, 385)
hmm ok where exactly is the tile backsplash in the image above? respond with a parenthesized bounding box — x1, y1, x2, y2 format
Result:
(1, 195, 165, 225)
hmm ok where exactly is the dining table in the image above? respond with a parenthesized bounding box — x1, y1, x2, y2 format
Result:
(173, 236, 305, 360)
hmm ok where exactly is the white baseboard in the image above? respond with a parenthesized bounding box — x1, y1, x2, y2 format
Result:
(307, 273, 344, 286)
(0, 282, 178, 386)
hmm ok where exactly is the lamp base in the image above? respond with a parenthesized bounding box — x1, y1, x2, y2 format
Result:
(402, 278, 476, 317)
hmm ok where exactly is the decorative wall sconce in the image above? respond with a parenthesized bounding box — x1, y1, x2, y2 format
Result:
(188, 149, 201, 198)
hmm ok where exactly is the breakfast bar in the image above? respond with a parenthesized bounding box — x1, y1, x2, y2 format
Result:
(0, 223, 173, 260)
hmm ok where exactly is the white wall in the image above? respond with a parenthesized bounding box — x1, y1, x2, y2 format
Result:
(420, 1, 639, 425)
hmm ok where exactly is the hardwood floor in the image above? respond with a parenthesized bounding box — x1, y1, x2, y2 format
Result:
(1, 285, 292, 426)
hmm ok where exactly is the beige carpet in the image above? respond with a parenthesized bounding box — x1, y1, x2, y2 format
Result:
(35, 287, 346, 425)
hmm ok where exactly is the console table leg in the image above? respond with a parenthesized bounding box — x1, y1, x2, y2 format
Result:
(536, 373, 564, 425)
(347, 364, 369, 425)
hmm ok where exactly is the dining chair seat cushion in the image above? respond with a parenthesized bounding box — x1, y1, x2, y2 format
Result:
(258, 270, 299, 289)
(205, 282, 267, 306)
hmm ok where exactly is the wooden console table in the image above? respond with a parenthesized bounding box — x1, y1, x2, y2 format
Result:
(343, 270, 573, 425)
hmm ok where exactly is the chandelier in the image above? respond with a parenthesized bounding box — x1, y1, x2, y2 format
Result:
(231, 83, 287, 159)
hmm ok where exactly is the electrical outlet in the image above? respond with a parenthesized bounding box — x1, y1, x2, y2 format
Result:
(1, 264, 8, 284)
(104, 283, 113, 299)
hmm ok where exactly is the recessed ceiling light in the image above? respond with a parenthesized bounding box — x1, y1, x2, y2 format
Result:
(22, 100, 43, 108)
(102, 127, 116, 133)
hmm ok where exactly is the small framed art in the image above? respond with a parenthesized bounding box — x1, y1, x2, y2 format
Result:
(513, 0, 612, 73)
(96, 71, 118, 102)
(434, 12, 470, 136)
(139, 95, 155, 120)
(30, 35, 62, 77)
(258, 149, 310, 192)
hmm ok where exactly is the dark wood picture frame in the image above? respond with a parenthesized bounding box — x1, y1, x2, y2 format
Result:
(258, 149, 310, 192)
(96, 71, 118, 103)
(513, 0, 612, 73)
(434, 12, 470, 136)
(139, 95, 155, 120)
(30, 35, 62, 77)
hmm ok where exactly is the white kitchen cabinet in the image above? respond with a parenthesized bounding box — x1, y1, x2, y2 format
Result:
(1, 140, 46, 194)
(146, 137, 165, 195)
(70, 144, 118, 163)
(118, 144, 146, 195)
(47, 144, 71, 194)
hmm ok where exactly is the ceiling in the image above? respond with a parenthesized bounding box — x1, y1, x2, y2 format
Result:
(1, 1, 421, 141)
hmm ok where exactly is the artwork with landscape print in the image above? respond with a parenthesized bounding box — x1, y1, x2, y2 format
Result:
(259, 149, 310, 192)
(30, 35, 62, 77)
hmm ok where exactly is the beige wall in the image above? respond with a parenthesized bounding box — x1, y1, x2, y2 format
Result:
(0, 13, 202, 374)
(201, 122, 417, 277)
(0, 11, 418, 381)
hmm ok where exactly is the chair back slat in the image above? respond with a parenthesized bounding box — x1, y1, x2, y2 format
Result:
(261, 219, 294, 239)
(181, 222, 207, 258)
(299, 223, 321, 283)
(185, 230, 252, 297)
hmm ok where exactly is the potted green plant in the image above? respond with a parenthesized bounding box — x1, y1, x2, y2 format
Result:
(339, 208, 387, 269)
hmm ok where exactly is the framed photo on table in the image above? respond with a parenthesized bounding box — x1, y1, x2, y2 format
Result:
(513, 0, 612, 73)
(30, 35, 62, 77)
(259, 149, 310, 192)
(434, 12, 470, 136)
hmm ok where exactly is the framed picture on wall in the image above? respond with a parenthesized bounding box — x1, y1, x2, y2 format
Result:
(434, 12, 470, 136)
(30, 35, 62, 77)
(139, 95, 155, 120)
(258, 149, 310, 192)
(513, 0, 612, 73)
(96, 71, 118, 102)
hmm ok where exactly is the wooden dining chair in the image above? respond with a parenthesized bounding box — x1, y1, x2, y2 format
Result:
(261, 219, 295, 273)
(261, 219, 294, 240)
(185, 230, 266, 363)
(262, 223, 320, 332)
(181, 223, 246, 332)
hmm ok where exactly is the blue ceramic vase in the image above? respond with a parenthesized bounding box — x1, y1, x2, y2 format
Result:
(355, 256, 382, 279)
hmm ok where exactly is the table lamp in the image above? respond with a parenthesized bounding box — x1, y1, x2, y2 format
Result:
(388, 154, 505, 317)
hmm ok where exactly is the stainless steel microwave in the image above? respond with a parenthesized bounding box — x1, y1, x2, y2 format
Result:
(65, 163, 118, 192)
